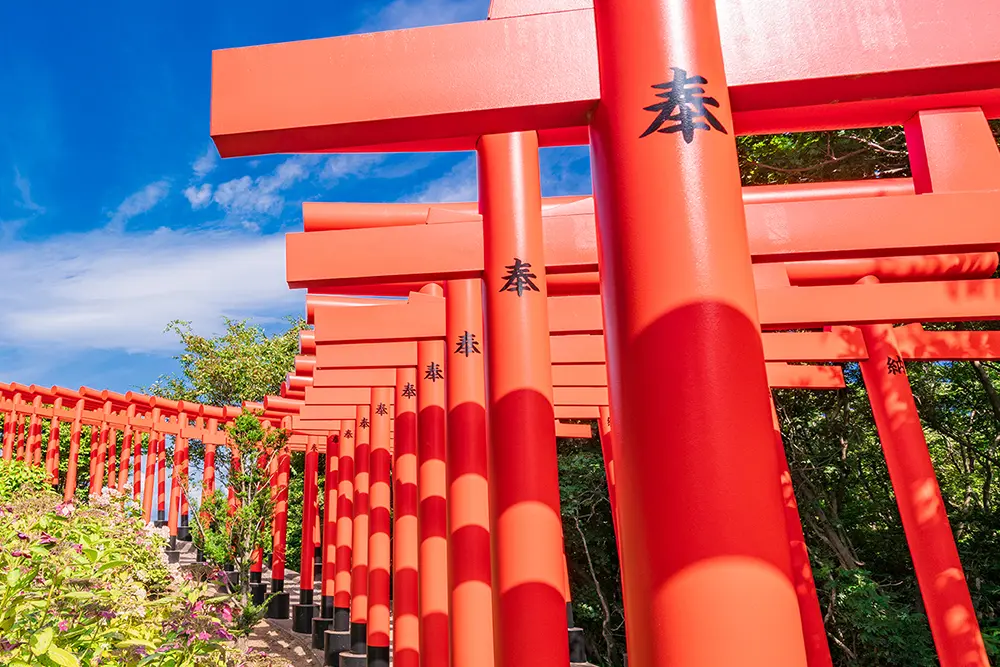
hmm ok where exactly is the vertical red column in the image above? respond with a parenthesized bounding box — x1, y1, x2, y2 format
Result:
(293, 437, 321, 633)
(177, 416, 191, 541)
(588, 1, 808, 665)
(156, 429, 167, 524)
(444, 277, 495, 667)
(368, 388, 393, 667)
(416, 284, 450, 667)
(478, 131, 568, 667)
(2, 400, 16, 461)
(46, 399, 63, 485)
(142, 410, 161, 522)
(597, 407, 620, 545)
(267, 442, 292, 619)
(14, 410, 26, 462)
(344, 404, 373, 662)
(326, 418, 357, 663)
(28, 397, 42, 467)
(393, 368, 420, 667)
(859, 313, 989, 667)
(167, 425, 181, 549)
(769, 400, 833, 667)
(133, 426, 143, 500)
(95, 411, 111, 493)
(88, 427, 100, 495)
(106, 426, 118, 489)
(117, 406, 136, 491)
(314, 428, 342, 649)
(64, 401, 85, 503)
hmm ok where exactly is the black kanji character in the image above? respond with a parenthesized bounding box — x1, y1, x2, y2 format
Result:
(402, 382, 417, 398)
(424, 362, 444, 382)
(640, 67, 728, 144)
(360, 417, 370, 429)
(499, 258, 539, 296)
(455, 331, 482, 357)
(344, 429, 353, 439)
(375, 403, 388, 416)
(887, 355, 906, 376)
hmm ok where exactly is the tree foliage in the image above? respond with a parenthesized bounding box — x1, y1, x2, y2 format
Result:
(148, 317, 309, 407)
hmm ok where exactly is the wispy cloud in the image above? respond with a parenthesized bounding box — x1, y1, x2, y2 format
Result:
(361, 0, 488, 31)
(184, 183, 213, 209)
(0, 227, 299, 353)
(192, 145, 219, 179)
(13, 168, 45, 214)
(106, 180, 171, 232)
(407, 155, 478, 203)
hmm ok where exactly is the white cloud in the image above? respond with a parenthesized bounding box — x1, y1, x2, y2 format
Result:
(210, 155, 319, 219)
(192, 145, 219, 179)
(13, 168, 44, 214)
(407, 156, 478, 203)
(107, 180, 170, 232)
(362, 0, 488, 31)
(184, 183, 213, 209)
(0, 227, 300, 354)
(323, 154, 388, 182)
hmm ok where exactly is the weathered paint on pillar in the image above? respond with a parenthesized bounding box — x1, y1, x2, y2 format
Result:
(445, 277, 495, 667)
(393, 368, 420, 667)
(368, 387, 393, 666)
(588, 0, 809, 664)
(478, 130, 568, 667)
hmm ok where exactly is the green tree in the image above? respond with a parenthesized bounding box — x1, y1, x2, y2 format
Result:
(148, 316, 309, 407)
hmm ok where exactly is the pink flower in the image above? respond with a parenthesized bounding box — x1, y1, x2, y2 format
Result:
(10, 550, 28, 558)
(220, 606, 233, 623)
(193, 601, 204, 613)
(197, 632, 211, 641)
(58, 621, 69, 632)
(38, 533, 56, 545)
(71, 543, 83, 554)
(16, 532, 28, 541)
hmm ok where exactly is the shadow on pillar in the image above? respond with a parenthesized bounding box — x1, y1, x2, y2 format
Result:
(323, 607, 351, 666)
(266, 578, 289, 619)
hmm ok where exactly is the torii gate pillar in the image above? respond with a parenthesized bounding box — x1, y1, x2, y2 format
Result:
(589, 1, 808, 665)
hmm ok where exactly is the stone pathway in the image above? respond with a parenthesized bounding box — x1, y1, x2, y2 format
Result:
(176, 541, 393, 665)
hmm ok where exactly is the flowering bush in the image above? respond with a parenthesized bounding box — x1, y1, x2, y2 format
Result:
(0, 461, 289, 666)
(0, 459, 49, 502)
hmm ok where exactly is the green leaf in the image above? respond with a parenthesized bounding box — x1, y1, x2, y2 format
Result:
(95, 560, 128, 575)
(45, 645, 80, 667)
(6, 568, 20, 588)
(29, 627, 53, 656)
(116, 639, 157, 650)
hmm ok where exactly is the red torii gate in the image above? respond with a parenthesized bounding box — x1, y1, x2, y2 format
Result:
(210, 1, 1000, 665)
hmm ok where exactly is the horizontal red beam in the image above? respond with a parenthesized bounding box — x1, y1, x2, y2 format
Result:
(211, 4, 1000, 156)
(287, 193, 1000, 288)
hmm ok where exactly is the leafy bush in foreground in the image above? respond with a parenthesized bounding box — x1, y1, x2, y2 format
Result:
(0, 461, 288, 666)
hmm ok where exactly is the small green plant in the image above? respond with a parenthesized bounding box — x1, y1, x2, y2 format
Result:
(188, 411, 289, 638)
(0, 459, 50, 502)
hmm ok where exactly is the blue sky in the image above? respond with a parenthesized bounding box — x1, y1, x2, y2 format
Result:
(0, 0, 592, 394)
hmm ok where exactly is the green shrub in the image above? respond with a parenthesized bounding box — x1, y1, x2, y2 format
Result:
(0, 459, 50, 502)
(0, 485, 285, 665)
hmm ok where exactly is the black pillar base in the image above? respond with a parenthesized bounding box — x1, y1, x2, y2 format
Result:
(177, 516, 191, 541)
(349, 622, 367, 656)
(325, 629, 351, 666)
(251, 582, 268, 606)
(164, 550, 181, 564)
(569, 627, 588, 663)
(292, 589, 318, 634)
(312, 617, 335, 649)
(266, 592, 290, 619)
(339, 654, 366, 667)
(250, 571, 263, 584)
(195, 549, 205, 563)
(367, 645, 389, 667)
(334, 607, 350, 632)
(168, 535, 177, 550)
